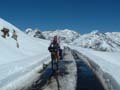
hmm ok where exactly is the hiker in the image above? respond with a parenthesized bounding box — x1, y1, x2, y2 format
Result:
(48, 35, 62, 70)
(1, 28, 9, 38)
(12, 30, 18, 41)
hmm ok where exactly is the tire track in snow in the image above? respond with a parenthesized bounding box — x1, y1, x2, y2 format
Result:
(72, 50, 105, 90)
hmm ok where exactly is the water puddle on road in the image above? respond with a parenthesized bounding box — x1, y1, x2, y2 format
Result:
(76, 60, 105, 90)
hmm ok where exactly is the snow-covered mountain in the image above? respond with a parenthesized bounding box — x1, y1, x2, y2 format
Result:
(0, 18, 50, 90)
(25, 29, 81, 43)
(71, 30, 120, 51)
(25, 28, 45, 39)
(43, 29, 81, 43)
(25, 28, 120, 51)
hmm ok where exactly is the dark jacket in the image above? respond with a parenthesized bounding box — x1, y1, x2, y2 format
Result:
(48, 42, 60, 52)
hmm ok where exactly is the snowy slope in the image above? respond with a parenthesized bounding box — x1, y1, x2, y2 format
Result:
(72, 30, 120, 51)
(71, 46, 120, 89)
(0, 18, 50, 90)
(0, 18, 50, 64)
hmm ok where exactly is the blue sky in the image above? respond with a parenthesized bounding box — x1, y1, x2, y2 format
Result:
(0, 0, 120, 34)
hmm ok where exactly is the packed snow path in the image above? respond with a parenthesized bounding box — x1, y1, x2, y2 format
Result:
(27, 47, 77, 90)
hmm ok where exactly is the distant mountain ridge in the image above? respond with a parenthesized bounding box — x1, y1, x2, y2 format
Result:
(43, 29, 81, 43)
(25, 28, 81, 43)
(72, 30, 120, 51)
(25, 29, 120, 51)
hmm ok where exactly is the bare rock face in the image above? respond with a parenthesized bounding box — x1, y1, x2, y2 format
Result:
(25, 28, 45, 39)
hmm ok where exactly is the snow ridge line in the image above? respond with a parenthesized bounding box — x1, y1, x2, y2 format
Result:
(72, 50, 120, 90)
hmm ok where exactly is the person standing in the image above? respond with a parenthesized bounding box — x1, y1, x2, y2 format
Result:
(48, 35, 61, 71)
